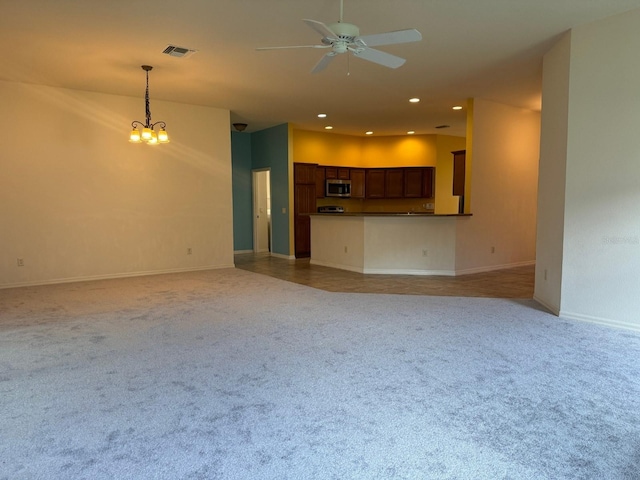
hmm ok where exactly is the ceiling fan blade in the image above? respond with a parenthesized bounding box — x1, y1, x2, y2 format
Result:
(256, 45, 331, 51)
(303, 19, 337, 39)
(357, 28, 422, 47)
(311, 53, 337, 74)
(352, 47, 406, 69)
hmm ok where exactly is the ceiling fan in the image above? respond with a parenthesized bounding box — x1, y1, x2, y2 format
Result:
(256, 0, 422, 73)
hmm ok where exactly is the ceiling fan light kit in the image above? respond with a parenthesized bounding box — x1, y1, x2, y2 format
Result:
(257, 0, 421, 73)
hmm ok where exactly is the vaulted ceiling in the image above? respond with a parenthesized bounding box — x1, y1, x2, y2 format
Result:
(2, 0, 639, 137)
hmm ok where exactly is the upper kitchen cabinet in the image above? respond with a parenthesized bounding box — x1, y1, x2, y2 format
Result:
(452, 150, 466, 196)
(315, 166, 325, 199)
(404, 168, 423, 198)
(350, 169, 366, 198)
(385, 169, 404, 198)
(294, 162, 317, 185)
(325, 167, 350, 180)
(366, 169, 386, 198)
(404, 167, 435, 198)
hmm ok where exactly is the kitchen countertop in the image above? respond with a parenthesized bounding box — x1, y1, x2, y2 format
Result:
(310, 212, 472, 217)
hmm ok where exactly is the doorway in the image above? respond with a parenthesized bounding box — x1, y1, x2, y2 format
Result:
(252, 169, 271, 253)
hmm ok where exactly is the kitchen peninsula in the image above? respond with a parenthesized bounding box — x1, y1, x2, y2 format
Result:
(310, 212, 471, 276)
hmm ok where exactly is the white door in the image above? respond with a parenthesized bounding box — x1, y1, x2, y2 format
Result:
(252, 169, 271, 253)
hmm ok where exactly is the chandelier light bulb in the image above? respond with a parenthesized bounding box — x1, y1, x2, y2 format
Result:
(158, 129, 169, 143)
(129, 128, 141, 143)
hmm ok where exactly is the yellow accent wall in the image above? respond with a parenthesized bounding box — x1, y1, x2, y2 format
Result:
(360, 135, 438, 167)
(291, 130, 363, 166)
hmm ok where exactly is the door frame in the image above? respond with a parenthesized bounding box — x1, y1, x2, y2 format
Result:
(252, 168, 272, 253)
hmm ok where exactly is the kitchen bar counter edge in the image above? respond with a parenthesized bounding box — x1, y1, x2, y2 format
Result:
(310, 213, 472, 217)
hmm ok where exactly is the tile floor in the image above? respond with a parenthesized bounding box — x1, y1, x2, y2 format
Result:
(234, 253, 535, 298)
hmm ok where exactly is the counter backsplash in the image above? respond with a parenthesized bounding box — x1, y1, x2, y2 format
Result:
(317, 197, 435, 214)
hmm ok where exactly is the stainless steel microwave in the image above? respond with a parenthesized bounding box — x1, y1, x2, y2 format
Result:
(326, 179, 351, 197)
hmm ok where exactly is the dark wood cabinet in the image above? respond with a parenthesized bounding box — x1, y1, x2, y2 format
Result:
(403, 168, 424, 198)
(325, 167, 350, 180)
(315, 166, 325, 199)
(422, 167, 435, 198)
(294, 162, 316, 185)
(294, 163, 317, 258)
(350, 169, 365, 198)
(385, 169, 404, 198)
(366, 169, 386, 198)
(452, 150, 466, 196)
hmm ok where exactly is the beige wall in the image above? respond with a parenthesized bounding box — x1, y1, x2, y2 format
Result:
(0, 80, 234, 287)
(455, 98, 540, 273)
(537, 10, 640, 330)
(534, 33, 571, 315)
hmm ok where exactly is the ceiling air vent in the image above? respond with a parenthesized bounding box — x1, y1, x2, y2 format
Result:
(435, 125, 450, 129)
(162, 45, 198, 58)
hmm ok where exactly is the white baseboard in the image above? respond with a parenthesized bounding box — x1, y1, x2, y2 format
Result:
(0, 264, 236, 290)
(270, 252, 296, 260)
(311, 259, 533, 277)
(559, 310, 640, 333)
(363, 268, 456, 276)
(455, 260, 536, 276)
(310, 259, 364, 273)
(533, 295, 560, 316)
(233, 249, 254, 254)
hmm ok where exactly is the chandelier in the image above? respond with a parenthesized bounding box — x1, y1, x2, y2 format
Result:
(129, 65, 169, 145)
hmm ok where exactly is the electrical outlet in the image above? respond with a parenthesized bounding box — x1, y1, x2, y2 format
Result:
(491, 246, 495, 254)
(344, 246, 348, 253)
(282, 207, 286, 214)
(544, 269, 548, 281)
(17, 258, 24, 267)
(422, 249, 428, 257)
(187, 248, 192, 255)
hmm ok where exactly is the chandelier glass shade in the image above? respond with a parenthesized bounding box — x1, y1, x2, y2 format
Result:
(129, 65, 169, 145)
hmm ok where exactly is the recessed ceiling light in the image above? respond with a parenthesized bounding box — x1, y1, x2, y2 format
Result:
(325, 125, 333, 130)
(452, 105, 463, 110)
(365, 131, 373, 135)
(318, 113, 327, 118)
(407, 131, 415, 135)
(409, 98, 420, 103)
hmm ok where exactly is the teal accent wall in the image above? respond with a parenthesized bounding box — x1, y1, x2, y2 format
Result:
(250, 124, 290, 256)
(230, 124, 290, 256)
(231, 132, 253, 252)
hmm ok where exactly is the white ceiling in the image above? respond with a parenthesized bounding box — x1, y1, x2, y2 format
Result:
(2, 0, 640, 137)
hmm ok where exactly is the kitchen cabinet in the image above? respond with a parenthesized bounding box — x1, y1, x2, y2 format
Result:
(403, 168, 424, 198)
(422, 167, 435, 198)
(366, 169, 386, 198)
(452, 150, 466, 196)
(385, 169, 404, 198)
(404, 167, 435, 198)
(325, 167, 350, 180)
(295, 162, 317, 185)
(294, 163, 317, 258)
(350, 168, 365, 198)
(315, 166, 325, 199)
